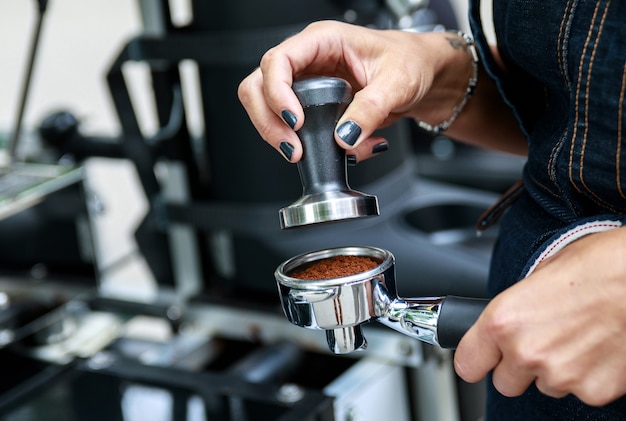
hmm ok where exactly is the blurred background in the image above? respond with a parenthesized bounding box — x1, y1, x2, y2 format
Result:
(0, 1, 521, 420)
(0, 0, 502, 292)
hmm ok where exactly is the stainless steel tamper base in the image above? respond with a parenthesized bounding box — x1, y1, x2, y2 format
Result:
(279, 190, 379, 229)
(280, 76, 380, 229)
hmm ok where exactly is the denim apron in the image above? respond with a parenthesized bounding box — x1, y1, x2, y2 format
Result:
(468, 0, 626, 419)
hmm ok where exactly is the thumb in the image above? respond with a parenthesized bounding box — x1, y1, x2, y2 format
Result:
(334, 82, 404, 148)
(454, 313, 502, 383)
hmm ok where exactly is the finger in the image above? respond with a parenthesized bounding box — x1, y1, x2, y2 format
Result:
(491, 357, 537, 397)
(569, 363, 626, 407)
(345, 136, 389, 164)
(258, 23, 344, 133)
(259, 56, 305, 132)
(259, 22, 418, 153)
(454, 312, 502, 383)
(534, 377, 569, 400)
(238, 69, 302, 162)
(334, 77, 417, 149)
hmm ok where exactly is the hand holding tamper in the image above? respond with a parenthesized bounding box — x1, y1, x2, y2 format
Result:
(279, 77, 379, 229)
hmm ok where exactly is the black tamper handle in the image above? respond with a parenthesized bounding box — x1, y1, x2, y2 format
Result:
(292, 77, 353, 195)
(437, 296, 490, 349)
(280, 77, 378, 228)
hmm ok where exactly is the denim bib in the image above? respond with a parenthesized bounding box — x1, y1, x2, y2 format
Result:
(469, 0, 626, 418)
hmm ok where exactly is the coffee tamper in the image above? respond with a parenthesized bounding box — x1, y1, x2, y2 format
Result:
(279, 77, 379, 229)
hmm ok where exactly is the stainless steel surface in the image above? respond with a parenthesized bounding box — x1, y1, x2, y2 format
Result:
(385, 0, 428, 18)
(379, 297, 443, 345)
(279, 190, 379, 228)
(275, 246, 449, 353)
(0, 163, 84, 220)
(0, 279, 105, 357)
(185, 301, 424, 368)
(326, 326, 367, 354)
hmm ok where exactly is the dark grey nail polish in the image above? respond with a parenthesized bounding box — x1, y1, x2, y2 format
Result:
(281, 110, 297, 129)
(347, 155, 357, 166)
(372, 142, 389, 154)
(279, 141, 294, 161)
(336, 120, 361, 146)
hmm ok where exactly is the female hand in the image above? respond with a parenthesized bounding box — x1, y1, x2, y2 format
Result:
(454, 227, 626, 406)
(238, 20, 474, 163)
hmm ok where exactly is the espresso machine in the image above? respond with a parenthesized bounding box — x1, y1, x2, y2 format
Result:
(0, 1, 508, 420)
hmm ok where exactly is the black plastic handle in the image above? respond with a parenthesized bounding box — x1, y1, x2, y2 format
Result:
(437, 296, 489, 349)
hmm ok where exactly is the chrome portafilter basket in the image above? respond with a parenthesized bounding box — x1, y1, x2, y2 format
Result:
(275, 246, 488, 354)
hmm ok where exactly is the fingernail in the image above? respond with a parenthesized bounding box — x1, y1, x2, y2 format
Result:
(347, 155, 357, 166)
(336, 120, 361, 146)
(281, 110, 297, 129)
(372, 142, 389, 154)
(279, 141, 294, 161)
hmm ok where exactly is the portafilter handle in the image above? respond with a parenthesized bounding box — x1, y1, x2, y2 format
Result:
(436, 296, 488, 348)
(380, 295, 489, 349)
(325, 296, 487, 351)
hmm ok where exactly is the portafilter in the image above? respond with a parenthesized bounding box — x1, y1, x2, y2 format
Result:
(275, 246, 489, 354)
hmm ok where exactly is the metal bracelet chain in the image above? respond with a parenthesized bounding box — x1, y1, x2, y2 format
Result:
(416, 31, 479, 136)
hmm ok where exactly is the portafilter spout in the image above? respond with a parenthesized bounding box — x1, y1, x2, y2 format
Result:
(275, 246, 489, 354)
(279, 77, 379, 229)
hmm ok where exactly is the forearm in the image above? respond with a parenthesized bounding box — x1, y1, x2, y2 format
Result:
(412, 33, 528, 156)
(447, 66, 528, 155)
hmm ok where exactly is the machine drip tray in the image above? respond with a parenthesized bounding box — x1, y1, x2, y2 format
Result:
(403, 203, 497, 253)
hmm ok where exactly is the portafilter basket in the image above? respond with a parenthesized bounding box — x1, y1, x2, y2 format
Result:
(275, 246, 489, 354)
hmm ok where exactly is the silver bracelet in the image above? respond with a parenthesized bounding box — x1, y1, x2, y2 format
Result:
(416, 31, 479, 135)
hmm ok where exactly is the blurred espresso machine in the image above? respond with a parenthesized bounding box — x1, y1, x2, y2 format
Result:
(0, 1, 525, 420)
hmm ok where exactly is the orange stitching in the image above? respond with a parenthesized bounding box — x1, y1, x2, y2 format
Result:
(557, 0, 576, 89)
(547, 128, 568, 185)
(556, 1, 567, 75)
(568, 1, 601, 193)
(568, 0, 603, 195)
(529, 172, 581, 216)
(578, 0, 616, 212)
(531, 169, 562, 199)
(618, 63, 626, 199)
(551, 1, 575, 191)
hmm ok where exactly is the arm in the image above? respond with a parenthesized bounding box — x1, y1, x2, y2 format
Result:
(411, 38, 527, 155)
(237, 21, 527, 163)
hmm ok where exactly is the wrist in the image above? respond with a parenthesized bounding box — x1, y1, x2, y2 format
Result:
(414, 31, 479, 134)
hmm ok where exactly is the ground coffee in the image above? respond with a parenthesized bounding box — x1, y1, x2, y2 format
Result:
(291, 255, 380, 280)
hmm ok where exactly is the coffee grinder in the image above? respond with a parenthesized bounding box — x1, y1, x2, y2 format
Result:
(274, 76, 489, 354)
